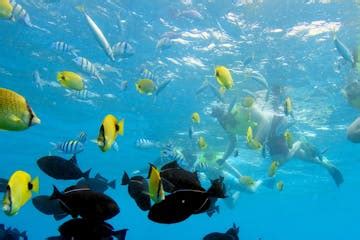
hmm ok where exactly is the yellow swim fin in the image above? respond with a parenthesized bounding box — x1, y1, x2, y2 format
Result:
(117, 119, 124, 136)
(31, 177, 39, 193)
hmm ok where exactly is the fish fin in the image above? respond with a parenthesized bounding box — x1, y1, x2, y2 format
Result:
(216, 158, 226, 165)
(90, 139, 99, 145)
(20, 231, 27, 239)
(113, 229, 128, 240)
(215, 205, 220, 214)
(69, 155, 78, 166)
(50, 185, 61, 200)
(108, 179, 116, 189)
(117, 119, 124, 136)
(147, 163, 155, 179)
(83, 169, 91, 179)
(8, 114, 21, 123)
(31, 177, 40, 193)
(96, 74, 104, 85)
(75, 5, 85, 13)
(53, 213, 67, 221)
(113, 142, 119, 152)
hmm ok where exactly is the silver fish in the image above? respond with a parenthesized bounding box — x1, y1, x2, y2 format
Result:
(136, 138, 160, 149)
(112, 41, 135, 58)
(73, 57, 103, 84)
(78, 6, 115, 61)
(10, 0, 50, 33)
(52, 41, 78, 56)
(50, 140, 84, 155)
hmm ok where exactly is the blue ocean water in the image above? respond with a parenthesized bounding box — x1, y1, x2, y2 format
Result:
(1, 0, 360, 239)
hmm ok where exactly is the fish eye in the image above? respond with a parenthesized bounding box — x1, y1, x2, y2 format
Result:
(216, 71, 219, 77)
(61, 75, 66, 80)
(6, 185, 9, 191)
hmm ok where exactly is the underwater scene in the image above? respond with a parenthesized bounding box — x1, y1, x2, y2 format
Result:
(0, 0, 360, 239)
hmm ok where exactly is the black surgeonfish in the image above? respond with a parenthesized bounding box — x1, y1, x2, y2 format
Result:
(121, 172, 151, 211)
(77, 173, 116, 193)
(37, 155, 90, 180)
(48, 218, 127, 240)
(0, 224, 27, 240)
(32, 195, 67, 220)
(50, 185, 119, 221)
(160, 161, 204, 192)
(203, 223, 239, 240)
(148, 177, 226, 224)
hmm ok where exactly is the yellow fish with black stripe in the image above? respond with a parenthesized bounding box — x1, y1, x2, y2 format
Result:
(246, 126, 262, 150)
(0, 88, 41, 131)
(3, 170, 39, 216)
(215, 66, 233, 93)
(191, 112, 200, 124)
(57, 71, 84, 91)
(0, 0, 13, 19)
(97, 114, 124, 152)
(147, 164, 164, 203)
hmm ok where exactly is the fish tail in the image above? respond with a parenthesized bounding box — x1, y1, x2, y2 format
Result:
(50, 185, 61, 200)
(207, 177, 226, 199)
(83, 169, 91, 179)
(121, 172, 130, 185)
(96, 74, 104, 85)
(20, 231, 27, 239)
(113, 229, 128, 240)
(53, 213, 67, 221)
(117, 119, 124, 136)
(49, 142, 58, 150)
(31, 177, 40, 193)
(108, 179, 116, 189)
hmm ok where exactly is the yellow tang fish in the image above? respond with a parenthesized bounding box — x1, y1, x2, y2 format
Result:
(246, 126, 262, 150)
(268, 161, 279, 177)
(0, 88, 41, 131)
(284, 97, 293, 118)
(97, 114, 124, 152)
(198, 136, 208, 150)
(215, 66, 233, 93)
(57, 71, 84, 91)
(276, 181, 284, 192)
(3, 171, 39, 216)
(147, 164, 164, 203)
(0, 0, 12, 19)
(191, 112, 200, 124)
(135, 79, 156, 95)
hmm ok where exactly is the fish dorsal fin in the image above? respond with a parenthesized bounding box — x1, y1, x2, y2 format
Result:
(69, 155, 78, 166)
(161, 160, 179, 171)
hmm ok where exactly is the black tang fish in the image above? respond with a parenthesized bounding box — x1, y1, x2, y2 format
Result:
(121, 172, 151, 211)
(50, 185, 119, 221)
(37, 155, 90, 180)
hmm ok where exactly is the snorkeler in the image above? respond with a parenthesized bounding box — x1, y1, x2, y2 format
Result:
(347, 117, 360, 143)
(210, 97, 343, 186)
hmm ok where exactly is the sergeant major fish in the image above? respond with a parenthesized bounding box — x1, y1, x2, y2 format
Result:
(52, 41, 79, 57)
(9, 0, 49, 33)
(112, 41, 135, 59)
(73, 57, 103, 85)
